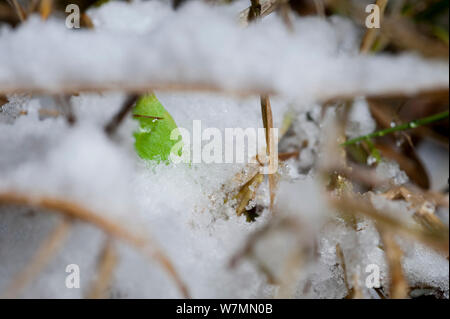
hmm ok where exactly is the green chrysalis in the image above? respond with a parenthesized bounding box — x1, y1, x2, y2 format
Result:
(133, 93, 183, 163)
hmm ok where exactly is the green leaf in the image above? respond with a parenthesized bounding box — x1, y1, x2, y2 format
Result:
(133, 93, 183, 163)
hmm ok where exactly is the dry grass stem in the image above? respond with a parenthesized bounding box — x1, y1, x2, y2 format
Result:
(0, 191, 190, 298)
(260, 95, 278, 209)
(7, 0, 26, 21)
(104, 94, 139, 136)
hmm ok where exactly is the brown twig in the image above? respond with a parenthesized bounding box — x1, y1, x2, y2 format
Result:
(1, 216, 72, 298)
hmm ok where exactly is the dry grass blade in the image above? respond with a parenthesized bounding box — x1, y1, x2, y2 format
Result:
(0, 191, 190, 298)
(86, 238, 118, 299)
(56, 94, 76, 125)
(260, 95, 277, 209)
(0, 2, 20, 26)
(7, 0, 26, 21)
(27, 0, 40, 14)
(0, 94, 7, 107)
(335, 244, 350, 293)
(337, 243, 364, 299)
(330, 194, 449, 253)
(1, 216, 72, 298)
(380, 230, 409, 299)
(248, 0, 262, 22)
(360, 0, 389, 53)
(240, 0, 279, 26)
(234, 173, 264, 216)
(1, 82, 448, 103)
(39, 0, 52, 20)
(229, 217, 304, 287)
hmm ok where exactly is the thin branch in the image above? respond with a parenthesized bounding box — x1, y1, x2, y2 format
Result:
(1, 216, 72, 298)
